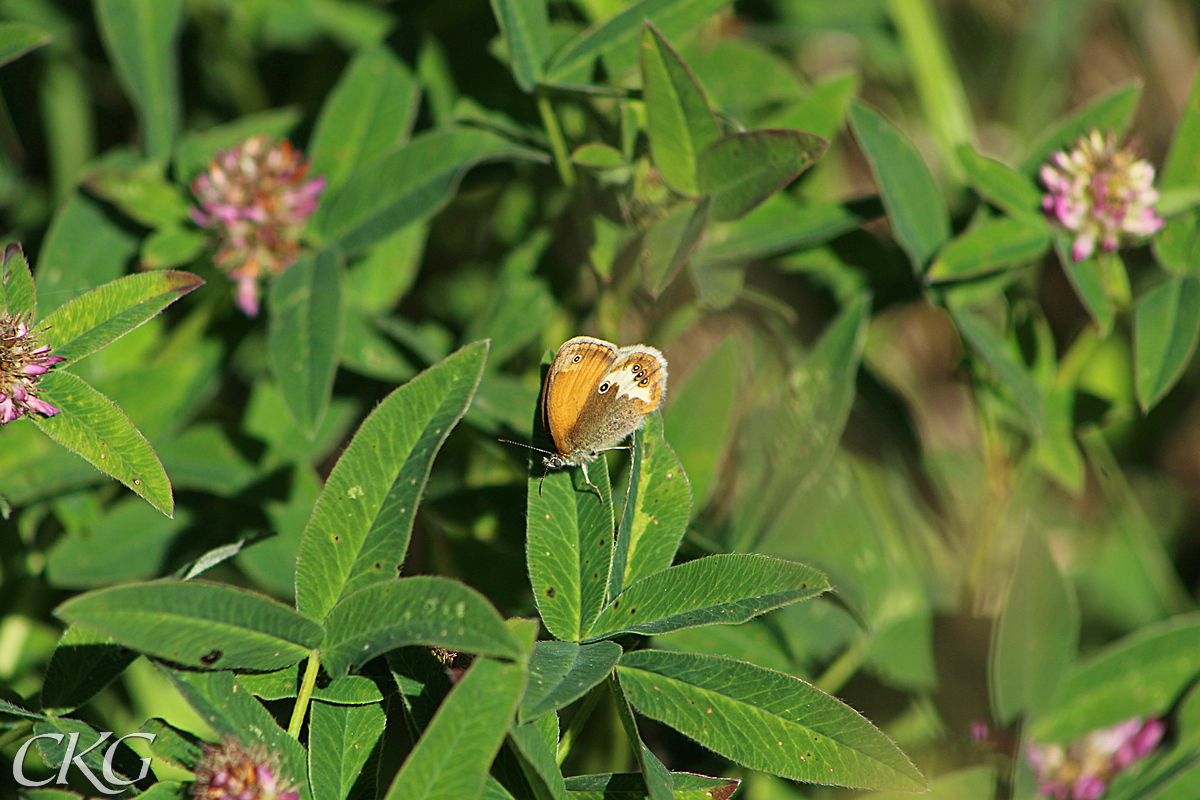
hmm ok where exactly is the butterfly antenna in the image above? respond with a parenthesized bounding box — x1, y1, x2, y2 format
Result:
(497, 438, 552, 456)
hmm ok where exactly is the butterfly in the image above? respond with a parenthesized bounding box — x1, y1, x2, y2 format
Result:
(504, 336, 668, 498)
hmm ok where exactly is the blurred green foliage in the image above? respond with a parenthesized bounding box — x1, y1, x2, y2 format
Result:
(3, 0, 1200, 798)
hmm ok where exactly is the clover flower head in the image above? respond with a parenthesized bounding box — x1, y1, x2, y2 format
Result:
(0, 314, 64, 424)
(1028, 717, 1164, 800)
(192, 736, 299, 800)
(1040, 130, 1164, 262)
(191, 134, 326, 317)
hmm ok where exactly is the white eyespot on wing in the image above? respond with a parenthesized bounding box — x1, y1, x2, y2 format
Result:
(604, 365, 657, 402)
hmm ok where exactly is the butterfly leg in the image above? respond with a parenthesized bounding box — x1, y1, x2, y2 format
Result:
(578, 462, 604, 503)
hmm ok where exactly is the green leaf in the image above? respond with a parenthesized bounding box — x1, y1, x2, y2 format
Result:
(489, 0, 549, 92)
(309, 45, 421, 191)
(733, 296, 870, 551)
(321, 577, 521, 677)
(1155, 213, 1200, 277)
(1077, 430, 1193, 627)
(268, 248, 344, 435)
(618, 650, 926, 791)
(571, 143, 626, 168)
(654, 616, 794, 674)
(612, 673, 674, 800)
(46, 497, 189, 589)
(36, 193, 141, 315)
(1135, 275, 1200, 412)
(849, 102, 950, 270)
(563, 773, 739, 800)
(527, 448, 615, 642)
(54, 579, 324, 671)
(140, 226, 207, 270)
(510, 721, 570, 800)
(94, 0, 182, 160)
(952, 307, 1045, 433)
(611, 414, 690, 593)
(689, 260, 743, 309)
(295, 341, 489, 621)
(142, 717, 206, 771)
(310, 700, 386, 800)
(1020, 81, 1142, 175)
(640, 23, 719, 196)
(587, 554, 828, 639)
(388, 647, 455, 733)
(990, 531, 1078, 723)
(41, 56, 91, 208)
(761, 71, 858, 144)
(662, 336, 739, 508)
(40, 63, 89, 204)
(343, 222, 427, 316)
(1056, 237, 1115, 335)
(382, 654, 529, 800)
(694, 196, 873, 266)
(1033, 614, 1200, 742)
(39, 624, 139, 715)
(520, 640, 623, 722)
(181, 414, 260, 483)
(1163, 66, 1200, 193)
(871, 766, 996, 800)
(32, 371, 174, 516)
(1034, 384, 1085, 493)
(341, 313, 419, 382)
(641, 198, 710, 297)
(956, 143, 1045, 220)
(39, 270, 203, 366)
(697, 130, 826, 222)
(315, 127, 546, 256)
(0, 694, 42, 721)
(926, 217, 1052, 283)
(1, 243, 35, 319)
(464, 235, 556, 364)
(1156, 67, 1200, 274)
(681, 36, 803, 123)
(163, 668, 308, 794)
(545, 0, 732, 84)
(84, 165, 193, 228)
(244, 378, 359, 467)
(0, 22, 51, 67)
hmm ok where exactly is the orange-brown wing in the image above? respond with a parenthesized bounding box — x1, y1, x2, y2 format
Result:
(542, 336, 617, 455)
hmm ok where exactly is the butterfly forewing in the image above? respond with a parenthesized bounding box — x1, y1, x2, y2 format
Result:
(543, 337, 617, 457)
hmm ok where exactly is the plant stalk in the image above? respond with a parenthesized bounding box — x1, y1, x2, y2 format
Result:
(287, 651, 321, 738)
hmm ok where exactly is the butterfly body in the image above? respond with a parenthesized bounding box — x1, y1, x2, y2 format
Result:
(540, 336, 668, 492)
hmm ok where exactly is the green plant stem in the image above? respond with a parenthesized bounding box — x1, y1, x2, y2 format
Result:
(886, 0, 974, 177)
(287, 651, 321, 739)
(557, 685, 604, 765)
(815, 634, 869, 695)
(537, 92, 575, 189)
